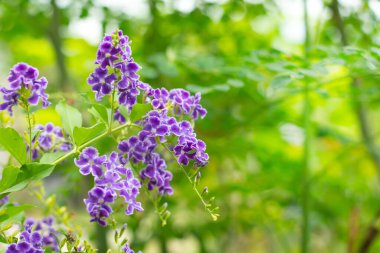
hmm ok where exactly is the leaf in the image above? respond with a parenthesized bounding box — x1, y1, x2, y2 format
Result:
(0, 204, 34, 223)
(56, 101, 82, 137)
(0, 163, 55, 195)
(227, 79, 244, 88)
(130, 103, 152, 122)
(270, 75, 292, 89)
(118, 106, 129, 120)
(0, 166, 20, 193)
(88, 104, 110, 125)
(186, 84, 213, 94)
(0, 128, 27, 164)
(40, 151, 66, 164)
(73, 123, 107, 146)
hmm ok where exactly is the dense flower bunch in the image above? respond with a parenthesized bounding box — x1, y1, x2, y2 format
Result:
(87, 30, 141, 109)
(0, 63, 50, 115)
(75, 30, 210, 231)
(75, 148, 143, 226)
(30, 122, 72, 160)
(6, 217, 59, 253)
(0, 29, 211, 253)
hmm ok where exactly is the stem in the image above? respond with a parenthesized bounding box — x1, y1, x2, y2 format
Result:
(301, 81, 312, 253)
(161, 143, 218, 220)
(52, 123, 132, 165)
(301, 0, 311, 252)
(109, 82, 117, 131)
(26, 104, 33, 162)
(48, 0, 70, 91)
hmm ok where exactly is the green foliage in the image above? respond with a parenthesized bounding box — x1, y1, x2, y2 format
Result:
(73, 123, 107, 146)
(0, 128, 27, 164)
(0, 163, 55, 195)
(0, 204, 34, 224)
(56, 101, 83, 137)
(88, 104, 110, 126)
(128, 103, 152, 123)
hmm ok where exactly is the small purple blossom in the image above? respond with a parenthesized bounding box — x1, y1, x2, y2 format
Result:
(0, 63, 50, 115)
(87, 67, 117, 101)
(173, 136, 209, 167)
(75, 147, 107, 177)
(84, 186, 115, 226)
(122, 242, 142, 253)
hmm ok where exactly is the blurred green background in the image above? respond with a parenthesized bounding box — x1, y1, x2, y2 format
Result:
(1, 0, 380, 252)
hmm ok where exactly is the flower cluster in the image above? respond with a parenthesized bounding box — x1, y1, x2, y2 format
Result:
(75, 147, 143, 226)
(144, 87, 207, 120)
(0, 196, 9, 206)
(0, 63, 50, 115)
(30, 122, 72, 160)
(6, 217, 59, 253)
(122, 242, 141, 253)
(79, 29, 209, 230)
(88, 30, 141, 109)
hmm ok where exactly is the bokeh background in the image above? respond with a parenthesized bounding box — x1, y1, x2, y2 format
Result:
(1, 0, 380, 252)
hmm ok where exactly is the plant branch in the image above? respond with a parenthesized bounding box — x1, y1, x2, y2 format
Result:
(52, 123, 133, 165)
(26, 104, 33, 162)
(161, 143, 219, 221)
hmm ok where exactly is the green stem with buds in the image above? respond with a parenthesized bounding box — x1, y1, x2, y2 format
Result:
(161, 143, 219, 221)
(25, 104, 33, 162)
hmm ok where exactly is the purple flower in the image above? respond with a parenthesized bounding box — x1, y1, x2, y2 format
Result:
(76, 149, 144, 226)
(173, 136, 209, 167)
(6, 216, 58, 253)
(0, 63, 50, 115)
(27, 122, 72, 161)
(88, 30, 144, 112)
(0, 196, 9, 206)
(166, 89, 207, 120)
(140, 153, 173, 195)
(122, 242, 142, 253)
(118, 136, 156, 164)
(84, 186, 115, 226)
(87, 67, 117, 101)
(74, 147, 107, 177)
(139, 114, 170, 138)
(151, 88, 169, 109)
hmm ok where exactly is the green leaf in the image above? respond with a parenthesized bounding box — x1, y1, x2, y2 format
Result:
(118, 106, 129, 120)
(0, 128, 27, 164)
(73, 123, 107, 146)
(186, 84, 213, 94)
(0, 204, 34, 223)
(270, 75, 292, 89)
(227, 79, 244, 88)
(88, 104, 110, 125)
(40, 151, 66, 164)
(56, 101, 82, 137)
(0, 166, 20, 193)
(130, 103, 152, 122)
(0, 163, 55, 195)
